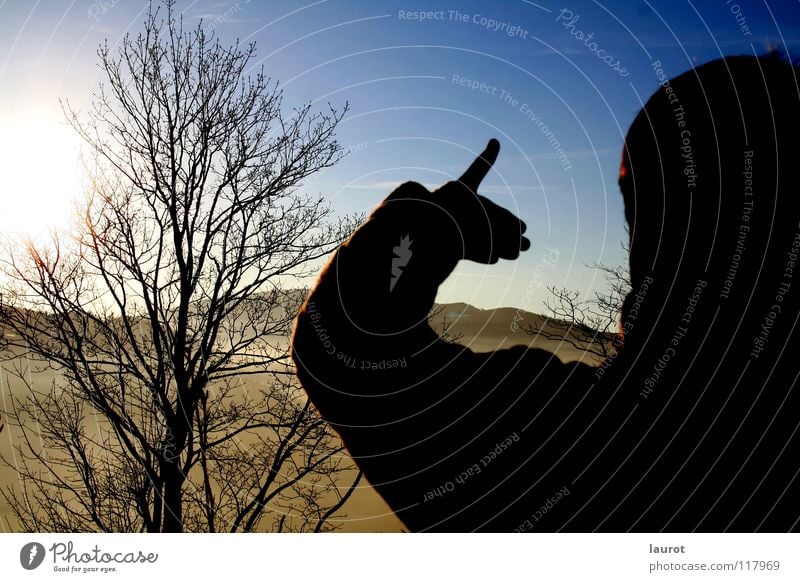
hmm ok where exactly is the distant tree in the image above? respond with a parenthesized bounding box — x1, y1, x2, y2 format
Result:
(526, 249, 631, 363)
(428, 304, 465, 344)
(0, 2, 361, 533)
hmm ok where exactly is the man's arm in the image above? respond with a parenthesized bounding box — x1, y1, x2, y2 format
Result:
(290, 141, 600, 531)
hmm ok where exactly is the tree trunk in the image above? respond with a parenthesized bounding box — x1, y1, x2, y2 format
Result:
(160, 456, 185, 532)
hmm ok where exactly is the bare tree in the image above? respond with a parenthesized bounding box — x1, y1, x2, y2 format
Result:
(0, 2, 362, 533)
(527, 253, 631, 363)
(427, 304, 465, 344)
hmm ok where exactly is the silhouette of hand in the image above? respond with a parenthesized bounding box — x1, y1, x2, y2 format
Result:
(432, 139, 530, 265)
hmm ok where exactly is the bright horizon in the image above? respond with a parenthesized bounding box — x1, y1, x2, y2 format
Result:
(1, 0, 798, 311)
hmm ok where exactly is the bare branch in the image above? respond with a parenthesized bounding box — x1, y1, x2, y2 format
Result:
(0, 2, 359, 533)
(528, 248, 630, 364)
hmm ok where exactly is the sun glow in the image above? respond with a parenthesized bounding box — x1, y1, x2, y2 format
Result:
(0, 116, 83, 237)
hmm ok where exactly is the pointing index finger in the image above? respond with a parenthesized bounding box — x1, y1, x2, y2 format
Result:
(458, 139, 500, 192)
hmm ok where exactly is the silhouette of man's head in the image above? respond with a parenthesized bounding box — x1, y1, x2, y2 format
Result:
(619, 54, 800, 358)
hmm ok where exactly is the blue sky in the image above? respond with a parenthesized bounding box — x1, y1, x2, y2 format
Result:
(1, 0, 799, 311)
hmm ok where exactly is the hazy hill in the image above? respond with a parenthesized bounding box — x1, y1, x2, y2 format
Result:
(1, 298, 604, 532)
(428, 302, 604, 363)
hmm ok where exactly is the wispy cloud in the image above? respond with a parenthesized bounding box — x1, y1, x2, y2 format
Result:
(184, 0, 259, 26)
(329, 181, 547, 194)
(336, 181, 440, 191)
(502, 148, 618, 164)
